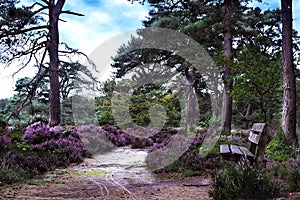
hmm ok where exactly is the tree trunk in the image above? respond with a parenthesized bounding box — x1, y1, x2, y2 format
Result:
(281, 0, 298, 147)
(242, 104, 253, 129)
(48, 0, 65, 126)
(186, 86, 197, 132)
(221, 0, 233, 133)
(184, 67, 198, 132)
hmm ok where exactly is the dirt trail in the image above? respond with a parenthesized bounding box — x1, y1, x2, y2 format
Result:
(0, 147, 211, 200)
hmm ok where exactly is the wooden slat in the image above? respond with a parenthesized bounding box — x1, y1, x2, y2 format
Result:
(248, 131, 261, 144)
(239, 146, 255, 157)
(220, 144, 231, 154)
(220, 123, 268, 163)
(230, 145, 243, 155)
(251, 123, 266, 133)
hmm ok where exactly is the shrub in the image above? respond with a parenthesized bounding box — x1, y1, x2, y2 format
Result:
(131, 137, 153, 149)
(0, 134, 12, 153)
(266, 129, 294, 162)
(22, 122, 90, 167)
(0, 168, 26, 185)
(102, 125, 134, 146)
(209, 158, 279, 200)
(11, 153, 49, 175)
(77, 125, 116, 154)
(145, 130, 221, 172)
(22, 122, 61, 144)
(286, 156, 300, 191)
(0, 123, 93, 185)
(0, 140, 48, 184)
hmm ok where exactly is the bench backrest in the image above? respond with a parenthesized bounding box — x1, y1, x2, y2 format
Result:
(248, 123, 266, 144)
(248, 123, 268, 162)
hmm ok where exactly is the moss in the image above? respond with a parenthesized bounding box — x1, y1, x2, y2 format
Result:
(69, 168, 111, 177)
(27, 177, 52, 185)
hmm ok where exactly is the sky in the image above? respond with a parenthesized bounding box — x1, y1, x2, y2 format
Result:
(59, 0, 149, 54)
(0, 0, 299, 99)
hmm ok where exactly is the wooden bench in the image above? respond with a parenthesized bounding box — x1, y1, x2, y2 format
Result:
(220, 123, 268, 166)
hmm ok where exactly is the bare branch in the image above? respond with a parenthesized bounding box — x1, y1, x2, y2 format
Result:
(30, 6, 49, 18)
(61, 10, 84, 16)
(58, 18, 67, 22)
(0, 25, 49, 38)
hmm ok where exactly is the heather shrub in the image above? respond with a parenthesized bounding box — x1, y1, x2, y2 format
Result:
(22, 122, 90, 167)
(145, 130, 221, 172)
(102, 125, 134, 146)
(131, 137, 154, 149)
(0, 123, 93, 185)
(286, 156, 300, 191)
(75, 125, 135, 153)
(0, 134, 12, 153)
(22, 122, 61, 144)
(209, 158, 279, 200)
(147, 131, 173, 153)
(0, 133, 48, 184)
(0, 134, 23, 184)
(125, 126, 161, 138)
(77, 125, 115, 154)
(11, 154, 49, 175)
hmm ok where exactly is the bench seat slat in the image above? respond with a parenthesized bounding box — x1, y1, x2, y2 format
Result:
(219, 123, 267, 164)
(239, 146, 254, 157)
(220, 144, 231, 154)
(230, 145, 243, 155)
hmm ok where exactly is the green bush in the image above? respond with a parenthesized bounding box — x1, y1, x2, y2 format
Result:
(287, 157, 300, 191)
(0, 168, 26, 185)
(209, 158, 279, 200)
(266, 129, 294, 162)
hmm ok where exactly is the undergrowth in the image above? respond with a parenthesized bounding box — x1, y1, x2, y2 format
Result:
(209, 158, 280, 199)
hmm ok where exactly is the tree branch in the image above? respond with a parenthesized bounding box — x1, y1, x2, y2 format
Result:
(0, 25, 49, 38)
(61, 10, 84, 16)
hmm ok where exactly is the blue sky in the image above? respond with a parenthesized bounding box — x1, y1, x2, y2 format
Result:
(58, 0, 300, 55)
(0, 0, 299, 99)
(59, 0, 149, 54)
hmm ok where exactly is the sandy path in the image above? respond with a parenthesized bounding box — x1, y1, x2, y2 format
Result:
(0, 147, 211, 200)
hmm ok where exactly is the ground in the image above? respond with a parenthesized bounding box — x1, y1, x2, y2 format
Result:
(0, 147, 211, 200)
(0, 171, 211, 200)
(1, 147, 299, 200)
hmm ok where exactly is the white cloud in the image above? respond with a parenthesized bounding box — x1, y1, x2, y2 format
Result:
(60, 0, 149, 55)
(1, 0, 299, 99)
(0, 0, 149, 98)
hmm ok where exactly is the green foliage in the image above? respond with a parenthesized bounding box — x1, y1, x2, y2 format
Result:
(13, 141, 30, 152)
(209, 159, 279, 199)
(269, 158, 300, 192)
(96, 84, 181, 128)
(96, 97, 114, 126)
(129, 90, 181, 128)
(0, 168, 26, 185)
(266, 129, 294, 162)
(287, 158, 300, 191)
(61, 98, 74, 125)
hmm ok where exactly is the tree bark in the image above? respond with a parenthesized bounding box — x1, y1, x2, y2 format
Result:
(48, 0, 65, 126)
(242, 104, 253, 129)
(281, 0, 298, 147)
(221, 0, 233, 133)
(184, 67, 198, 132)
